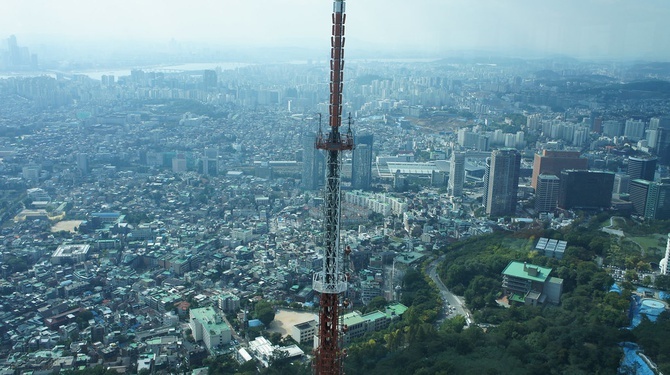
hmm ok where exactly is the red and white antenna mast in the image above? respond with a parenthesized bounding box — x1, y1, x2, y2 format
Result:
(313, 0, 353, 374)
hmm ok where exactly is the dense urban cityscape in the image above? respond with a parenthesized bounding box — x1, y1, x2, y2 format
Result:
(2, 6, 670, 372)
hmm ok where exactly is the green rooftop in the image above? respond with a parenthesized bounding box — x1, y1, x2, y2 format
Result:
(386, 302, 408, 317)
(342, 311, 366, 326)
(363, 311, 387, 321)
(190, 307, 231, 335)
(502, 261, 552, 283)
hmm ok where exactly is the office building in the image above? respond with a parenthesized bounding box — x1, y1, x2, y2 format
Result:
(627, 156, 656, 181)
(653, 117, 670, 165)
(645, 182, 670, 220)
(531, 150, 588, 189)
(301, 132, 324, 190)
(482, 157, 490, 209)
(448, 151, 465, 197)
(535, 174, 560, 213)
(630, 179, 670, 219)
(629, 179, 652, 216)
(613, 173, 630, 196)
(484, 149, 521, 217)
(351, 134, 373, 190)
(557, 170, 614, 209)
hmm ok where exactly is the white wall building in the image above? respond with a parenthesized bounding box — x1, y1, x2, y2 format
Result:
(51, 244, 91, 265)
(189, 307, 231, 352)
(660, 233, 670, 275)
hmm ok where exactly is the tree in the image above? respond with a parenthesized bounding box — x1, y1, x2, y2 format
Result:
(255, 300, 275, 326)
(365, 296, 388, 313)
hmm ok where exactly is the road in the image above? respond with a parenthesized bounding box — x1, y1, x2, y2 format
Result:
(426, 255, 474, 327)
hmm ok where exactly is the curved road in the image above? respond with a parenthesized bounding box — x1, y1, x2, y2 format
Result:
(426, 255, 474, 327)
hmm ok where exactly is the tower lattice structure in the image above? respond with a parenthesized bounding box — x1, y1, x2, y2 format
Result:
(313, 1, 353, 374)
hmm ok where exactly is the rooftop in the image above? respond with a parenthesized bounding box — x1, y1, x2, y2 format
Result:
(502, 261, 552, 283)
(190, 307, 230, 335)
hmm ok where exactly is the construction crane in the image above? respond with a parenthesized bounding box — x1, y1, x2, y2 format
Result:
(313, 0, 353, 374)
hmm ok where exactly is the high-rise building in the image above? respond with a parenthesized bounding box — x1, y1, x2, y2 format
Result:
(202, 70, 217, 89)
(592, 116, 603, 134)
(652, 117, 670, 165)
(202, 148, 218, 176)
(629, 179, 670, 219)
(485, 149, 521, 217)
(351, 134, 373, 190)
(482, 157, 490, 209)
(644, 182, 670, 220)
(629, 179, 651, 216)
(624, 119, 647, 141)
(535, 174, 560, 213)
(531, 150, 588, 189)
(77, 153, 89, 174)
(557, 170, 614, 209)
(172, 154, 187, 173)
(301, 132, 324, 190)
(613, 173, 630, 196)
(627, 156, 656, 181)
(448, 151, 465, 197)
(602, 120, 624, 137)
(647, 118, 660, 152)
(660, 234, 670, 276)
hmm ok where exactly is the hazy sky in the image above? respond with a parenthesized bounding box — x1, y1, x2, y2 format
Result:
(2, 0, 670, 60)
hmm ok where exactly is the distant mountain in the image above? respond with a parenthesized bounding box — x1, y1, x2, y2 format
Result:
(618, 79, 670, 92)
(627, 62, 670, 77)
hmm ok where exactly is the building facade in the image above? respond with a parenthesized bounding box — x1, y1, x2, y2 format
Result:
(535, 174, 560, 213)
(189, 307, 231, 353)
(501, 261, 563, 306)
(351, 134, 373, 190)
(660, 234, 670, 276)
(485, 149, 521, 217)
(627, 156, 656, 182)
(301, 132, 324, 190)
(448, 151, 465, 197)
(653, 117, 670, 165)
(557, 170, 614, 209)
(531, 150, 588, 189)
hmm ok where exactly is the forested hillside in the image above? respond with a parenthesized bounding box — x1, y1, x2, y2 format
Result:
(344, 222, 666, 375)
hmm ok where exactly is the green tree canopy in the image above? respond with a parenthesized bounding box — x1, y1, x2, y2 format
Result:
(255, 300, 276, 326)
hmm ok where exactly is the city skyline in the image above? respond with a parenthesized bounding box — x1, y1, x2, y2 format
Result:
(1, 0, 670, 61)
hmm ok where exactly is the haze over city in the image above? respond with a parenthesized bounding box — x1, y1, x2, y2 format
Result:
(2, 0, 670, 374)
(2, 0, 670, 61)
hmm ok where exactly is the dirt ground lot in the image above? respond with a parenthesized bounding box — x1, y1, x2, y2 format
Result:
(267, 309, 317, 337)
(51, 220, 82, 233)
